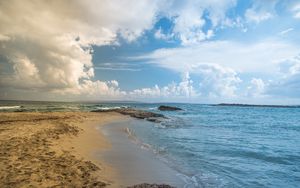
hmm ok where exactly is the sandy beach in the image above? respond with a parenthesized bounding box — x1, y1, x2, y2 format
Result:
(0, 112, 127, 187)
(0, 111, 179, 188)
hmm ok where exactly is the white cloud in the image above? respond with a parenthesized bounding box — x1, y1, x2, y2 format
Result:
(266, 54, 300, 97)
(134, 39, 300, 98)
(55, 79, 126, 97)
(0, 0, 162, 99)
(195, 64, 241, 97)
(129, 72, 196, 99)
(245, 9, 273, 23)
(278, 28, 294, 36)
(154, 28, 174, 41)
(0, 34, 10, 41)
(1, 0, 300, 103)
(163, 0, 236, 45)
(139, 40, 299, 74)
(245, 0, 276, 23)
(94, 63, 141, 72)
(0, 0, 248, 100)
(291, 3, 300, 19)
(278, 54, 300, 75)
(129, 64, 241, 99)
(0, 0, 245, 100)
(247, 78, 266, 97)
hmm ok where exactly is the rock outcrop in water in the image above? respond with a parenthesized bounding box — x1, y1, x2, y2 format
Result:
(91, 108, 166, 123)
(158, 105, 182, 111)
(127, 183, 175, 188)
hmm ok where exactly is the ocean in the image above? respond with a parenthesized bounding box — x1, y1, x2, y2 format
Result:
(1, 100, 300, 187)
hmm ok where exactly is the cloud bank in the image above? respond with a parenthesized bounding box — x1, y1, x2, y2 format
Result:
(0, 0, 162, 100)
(1, 0, 300, 103)
(0, 0, 243, 100)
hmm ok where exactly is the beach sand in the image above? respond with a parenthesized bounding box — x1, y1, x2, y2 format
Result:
(0, 111, 126, 187)
(0, 111, 178, 188)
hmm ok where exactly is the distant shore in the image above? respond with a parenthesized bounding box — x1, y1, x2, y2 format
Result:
(0, 111, 177, 187)
(217, 103, 300, 108)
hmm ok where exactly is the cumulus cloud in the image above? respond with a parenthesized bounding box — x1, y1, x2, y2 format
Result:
(162, 0, 236, 45)
(129, 72, 196, 99)
(194, 64, 241, 97)
(245, 0, 276, 23)
(0, 0, 248, 100)
(154, 28, 174, 41)
(247, 78, 266, 97)
(1, 0, 299, 102)
(134, 39, 300, 98)
(267, 54, 300, 97)
(0, 0, 162, 99)
(129, 64, 241, 99)
(57, 79, 126, 97)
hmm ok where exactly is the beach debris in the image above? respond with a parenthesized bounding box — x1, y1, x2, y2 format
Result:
(158, 105, 182, 111)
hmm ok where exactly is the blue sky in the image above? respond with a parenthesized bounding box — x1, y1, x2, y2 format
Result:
(90, 0, 300, 104)
(1, 0, 300, 104)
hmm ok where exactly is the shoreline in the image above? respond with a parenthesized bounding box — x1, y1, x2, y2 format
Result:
(100, 119, 184, 187)
(0, 111, 177, 187)
(53, 111, 127, 187)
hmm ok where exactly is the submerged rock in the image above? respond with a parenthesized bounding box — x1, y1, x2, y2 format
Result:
(158, 105, 182, 111)
(127, 183, 175, 188)
(91, 108, 166, 123)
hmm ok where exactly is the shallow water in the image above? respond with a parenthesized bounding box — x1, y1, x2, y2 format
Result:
(1, 100, 300, 187)
(100, 119, 185, 187)
(126, 104, 300, 188)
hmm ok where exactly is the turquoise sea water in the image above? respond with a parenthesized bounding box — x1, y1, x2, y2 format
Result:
(1, 100, 300, 187)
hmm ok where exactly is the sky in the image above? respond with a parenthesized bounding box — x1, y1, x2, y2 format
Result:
(0, 0, 300, 104)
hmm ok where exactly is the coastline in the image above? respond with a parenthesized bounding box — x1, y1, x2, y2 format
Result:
(0, 111, 178, 187)
(100, 119, 184, 187)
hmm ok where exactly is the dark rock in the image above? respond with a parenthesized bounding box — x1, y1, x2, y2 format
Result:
(91, 108, 166, 123)
(146, 117, 162, 123)
(127, 183, 176, 188)
(158, 105, 182, 111)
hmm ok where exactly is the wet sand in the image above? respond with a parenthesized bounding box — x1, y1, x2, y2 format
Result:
(100, 119, 185, 187)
